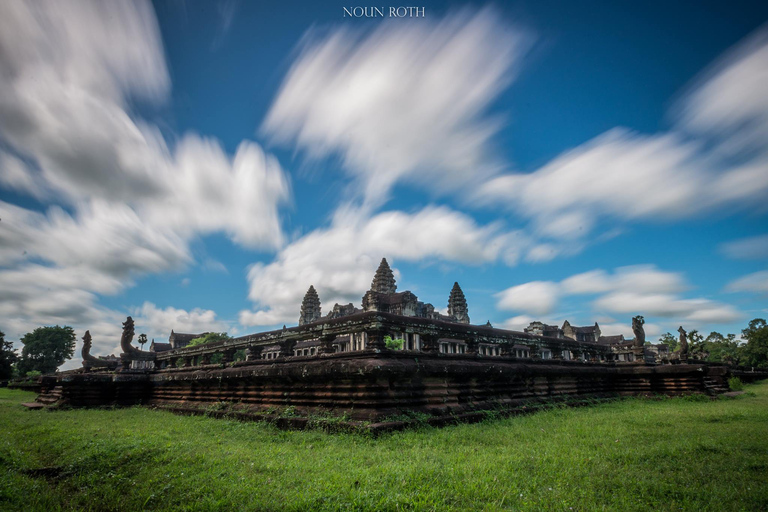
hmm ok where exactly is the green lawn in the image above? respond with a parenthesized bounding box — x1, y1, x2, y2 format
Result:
(1, 383, 767, 511)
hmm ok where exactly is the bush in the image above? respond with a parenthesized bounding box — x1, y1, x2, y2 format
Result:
(25, 370, 42, 379)
(384, 335, 404, 350)
(728, 376, 744, 391)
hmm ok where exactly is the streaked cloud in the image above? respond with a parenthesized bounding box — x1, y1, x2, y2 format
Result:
(0, 0, 290, 354)
(263, 7, 529, 210)
(720, 234, 768, 260)
(474, 27, 768, 243)
(496, 265, 741, 325)
(726, 270, 768, 294)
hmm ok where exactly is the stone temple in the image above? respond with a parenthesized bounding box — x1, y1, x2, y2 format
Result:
(28, 257, 757, 431)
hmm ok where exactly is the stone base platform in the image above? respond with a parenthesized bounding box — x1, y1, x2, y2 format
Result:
(33, 351, 735, 426)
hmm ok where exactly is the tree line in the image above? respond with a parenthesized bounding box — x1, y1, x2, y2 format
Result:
(655, 318, 768, 368)
(0, 326, 77, 380)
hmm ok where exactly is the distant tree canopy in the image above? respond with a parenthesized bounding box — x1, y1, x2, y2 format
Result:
(651, 318, 767, 368)
(17, 326, 76, 375)
(186, 333, 237, 365)
(742, 319, 768, 368)
(702, 332, 741, 365)
(687, 329, 706, 356)
(0, 331, 19, 380)
(188, 332, 231, 347)
(658, 332, 679, 352)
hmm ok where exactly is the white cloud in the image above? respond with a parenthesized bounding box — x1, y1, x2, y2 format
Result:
(678, 27, 768, 155)
(563, 265, 687, 296)
(135, 302, 229, 340)
(140, 136, 290, 249)
(495, 265, 741, 326)
(0, 200, 190, 277)
(726, 270, 768, 294)
(0, 0, 290, 246)
(263, 7, 529, 209)
(499, 315, 537, 331)
(720, 234, 768, 260)
(495, 281, 560, 316)
(240, 206, 529, 327)
(0, 152, 48, 199)
(0, 1, 291, 354)
(474, 28, 768, 243)
(592, 293, 740, 323)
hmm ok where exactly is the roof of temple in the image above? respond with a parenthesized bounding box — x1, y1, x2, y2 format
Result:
(598, 335, 625, 345)
(169, 331, 203, 344)
(150, 342, 172, 352)
(573, 325, 599, 333)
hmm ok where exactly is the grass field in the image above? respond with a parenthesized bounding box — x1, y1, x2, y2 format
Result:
(1, 383, 767, 511)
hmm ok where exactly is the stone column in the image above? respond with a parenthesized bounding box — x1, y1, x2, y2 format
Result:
(365, 330, 386, 351)
(319, 334, 336, 355)
(201, 353, 212, 365)
(183, 356, 192, 368)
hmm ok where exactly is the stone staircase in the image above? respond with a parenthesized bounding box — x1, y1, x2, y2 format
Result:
(703, 377, 729, 396)
(35, 385, 64, 406)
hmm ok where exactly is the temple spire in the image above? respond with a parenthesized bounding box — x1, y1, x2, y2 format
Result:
(448, 282, 470, 324)
(370, 258, 397, 294)
(299, 285, 321, 325)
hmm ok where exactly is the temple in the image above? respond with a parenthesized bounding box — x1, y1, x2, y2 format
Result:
(28, 258, 761, 431)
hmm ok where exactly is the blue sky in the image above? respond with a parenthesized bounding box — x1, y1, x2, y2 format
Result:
(0, 0, 766, 368)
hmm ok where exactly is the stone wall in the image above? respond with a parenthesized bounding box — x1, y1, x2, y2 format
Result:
(44, 351, 734, 423)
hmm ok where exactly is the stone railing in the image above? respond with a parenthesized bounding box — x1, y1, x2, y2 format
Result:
(141, 312, 613, 370)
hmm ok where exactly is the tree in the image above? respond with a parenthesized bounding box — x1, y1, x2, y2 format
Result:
(742, 318, 768, 368)
(658, 332, 678, 352)
(0, 331, 19, 380)
(138, 333, 148, 350)
(187, 333, 232, 364)
(188, 332, 231, 347)
(17, 326, 76, 375)
(703, 332, 741, 365)
(687, 329, 706, 357)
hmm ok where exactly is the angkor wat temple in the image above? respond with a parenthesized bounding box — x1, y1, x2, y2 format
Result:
(31, 258, 752, 431)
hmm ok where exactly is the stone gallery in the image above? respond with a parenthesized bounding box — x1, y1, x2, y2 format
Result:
(35, 258, 739, 429)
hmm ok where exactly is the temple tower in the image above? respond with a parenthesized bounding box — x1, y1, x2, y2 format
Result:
(370, 258, 397, 294)
(299, 285, 321, 325)
(447, 282, 470, 324)
(362, 258, 397, 311)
